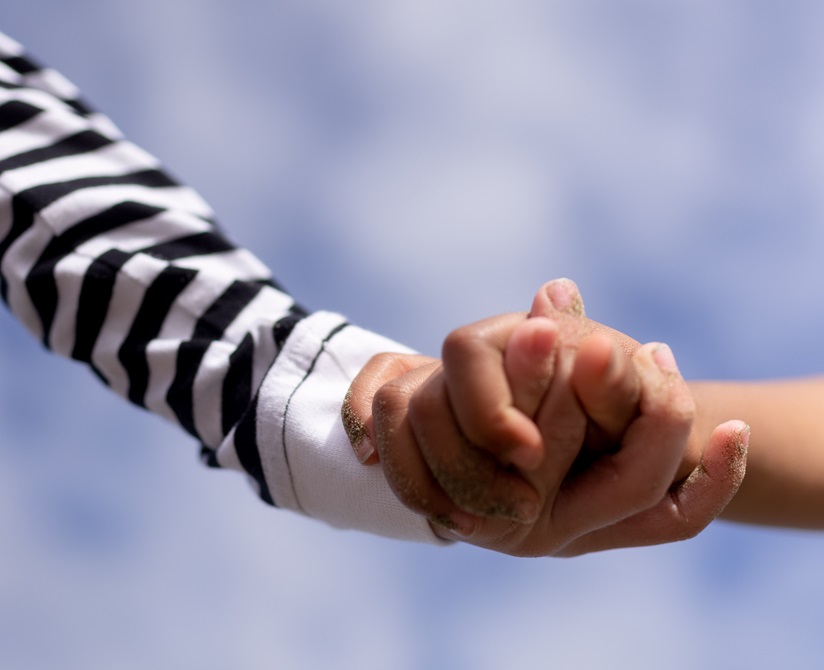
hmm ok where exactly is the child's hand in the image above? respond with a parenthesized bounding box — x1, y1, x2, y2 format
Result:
(344, 312, 545, 535)
(344, 281, 748, 556)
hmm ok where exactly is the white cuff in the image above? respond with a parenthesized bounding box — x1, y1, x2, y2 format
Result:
(255, 311, 447, 545)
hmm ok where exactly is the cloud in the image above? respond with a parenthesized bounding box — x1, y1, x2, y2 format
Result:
(4, 1, 824, 668)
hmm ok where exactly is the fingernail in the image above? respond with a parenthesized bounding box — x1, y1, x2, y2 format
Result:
(495, 498, 539, 525)
(353, 436, 375, 464)
(432, 511, 476, 538)
(516, 498, 540, 524)
(546, 278, 585, 316)
(652, 343, 679, 373)
(450, 511, 477, 538)
(483, 495, 540, 524)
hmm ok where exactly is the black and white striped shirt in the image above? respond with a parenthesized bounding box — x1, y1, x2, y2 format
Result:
(0, 32, 439, 543)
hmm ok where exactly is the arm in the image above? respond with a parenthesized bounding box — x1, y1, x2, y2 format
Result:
(690, 378, 824, 529)
(0, 32, 441, 543)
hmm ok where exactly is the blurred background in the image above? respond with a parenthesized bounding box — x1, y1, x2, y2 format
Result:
(3, 1, 824, 668)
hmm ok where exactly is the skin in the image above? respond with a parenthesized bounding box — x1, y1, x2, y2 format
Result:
(688, 379, 824, 529)
(532, 283, 824, 531)
(345, 279, 748, 557)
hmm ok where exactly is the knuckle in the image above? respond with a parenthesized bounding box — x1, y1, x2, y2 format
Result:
(372, 382, 407, 431)
(366, 351, 398, 372)
(442, 325, 482, 365)
(358, 352, 400, 384)
(371, 382, 397, 412)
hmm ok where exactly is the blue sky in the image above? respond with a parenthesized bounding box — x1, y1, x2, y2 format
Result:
(3, 2, 824, 668)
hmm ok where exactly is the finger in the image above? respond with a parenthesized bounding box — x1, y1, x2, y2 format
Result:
(531, 279, 640, 457)
(504, 316, 558, 417)
(410, 369, 543, 524)
(583, 319, 642, 359)
(553, 342, 695, 539)
(572, 333, 641, 451)
(531, 278, 643, 358)
(502, 317, 559, 470)
(530, 278, 585, 319)
(441, 312, 544, 471)
(372, 362, 479, 537)
(529, 278, 590, 345)
(529, 342, 589, 505)
(343, 352, 436, 464)
(557, 421, 749, 556)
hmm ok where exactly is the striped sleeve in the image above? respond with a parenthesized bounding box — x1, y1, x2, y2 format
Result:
(0, 32, 442, 544)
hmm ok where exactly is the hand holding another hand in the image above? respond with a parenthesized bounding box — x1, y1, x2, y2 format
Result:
(344, 280, 748, 557)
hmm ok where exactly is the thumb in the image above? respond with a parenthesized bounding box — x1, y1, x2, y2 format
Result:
(342, 352, 437, 464)
(557, 420, 749, 556)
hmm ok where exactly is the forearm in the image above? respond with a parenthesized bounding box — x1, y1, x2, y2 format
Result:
(689, 378, 824, 529)
(0, 32, 442, 543)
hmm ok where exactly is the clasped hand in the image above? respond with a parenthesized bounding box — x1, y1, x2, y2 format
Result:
(345, 280, 748, 557)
